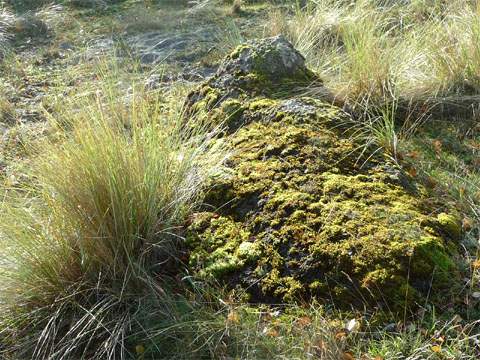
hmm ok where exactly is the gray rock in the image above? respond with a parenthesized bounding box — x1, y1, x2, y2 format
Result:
(278, 99, 317, 116)
(207, 35, 317, 96)
(14, 14, 49, 39)
(187, 36, 321, 114)
(59, 42, 74, 51)
(128, 27, 215, 65)
(218, 35, 308, 81)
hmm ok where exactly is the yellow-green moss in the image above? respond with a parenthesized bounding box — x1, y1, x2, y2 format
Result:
(185, 39, 459, 312)
(248, 98, 278, 111)
(187, 118, 459, 311)
(436, 212, 462, 240)
(187, 215, 252, 278)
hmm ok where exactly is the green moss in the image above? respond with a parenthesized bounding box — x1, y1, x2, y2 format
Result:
(237, 241, 261, 261)
(216, 98, 245, 129)
(188, 85, 222, 115)
(201, 86, 221, 109)
(436, 212, 462, 240)
(228, 44, 251, 60)
(248, 98, 277, 111)
(361, 269, 420, 308)
(187, 116, 459, 310)
(187, 215, 252, 278)
(185, 40, 459, 312)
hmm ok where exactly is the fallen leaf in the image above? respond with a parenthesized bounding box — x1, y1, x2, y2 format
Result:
(311, 339, 328, 355)
(265, 327, 279, 337)
(433, 139, 442, 154)
(435, 335, 445, 344)
(343, 351, 355, 360)
(431, 345, 441, 353)
(227, 310, 239, 324)
(406, 151, 419, 159)
(407, 166, 417, 178)
(463, 218, 474, 232)
(335, 331, 347, 340)
(374, 356, 384, 360)
(296, 316, 312, 328)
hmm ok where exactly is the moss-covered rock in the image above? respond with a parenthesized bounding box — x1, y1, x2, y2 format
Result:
(436, 212, 462, 241)
(185, 36, 460, 311)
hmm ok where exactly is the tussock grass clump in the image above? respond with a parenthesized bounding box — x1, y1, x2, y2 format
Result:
(0, 76, 226, 358)
(270, 0, 480, 112)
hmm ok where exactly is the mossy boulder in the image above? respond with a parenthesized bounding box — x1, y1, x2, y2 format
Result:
(185, 35, 320, 122)
(185, 36, 460, 311)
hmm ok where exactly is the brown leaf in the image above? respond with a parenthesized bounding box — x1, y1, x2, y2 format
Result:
(407, 166, 417, 178)
(227, 310, 239, 324)
(463, 218, 473, 232)
(343, 351, 355, 360)
(406, 151, 419, 159)
(315, 340, 327, 351)
(435, 335, 445, 344)
(473, 261, 480, 271)
(311, 339, 328, 356)
(335, 331, 347, 340)
(433, 139, 442, 154)
(295, 316, 312, 328)
(265, 327, 279, 337)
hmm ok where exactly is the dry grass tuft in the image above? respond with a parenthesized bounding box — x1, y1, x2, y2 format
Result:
(0, 67, 227, 358)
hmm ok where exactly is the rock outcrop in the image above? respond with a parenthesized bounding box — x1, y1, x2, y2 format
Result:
(185, 36, 460, 310)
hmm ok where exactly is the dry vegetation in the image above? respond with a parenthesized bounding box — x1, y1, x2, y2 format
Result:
(269, 0, 480, 105)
